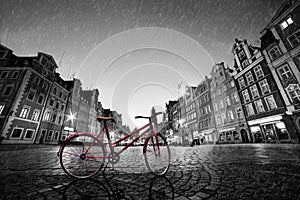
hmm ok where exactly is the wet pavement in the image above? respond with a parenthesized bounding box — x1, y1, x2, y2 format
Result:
(0, 143, 300, 199)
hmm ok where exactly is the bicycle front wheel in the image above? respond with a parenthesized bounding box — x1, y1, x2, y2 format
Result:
(60, 133, 106, 179)
(144, 133, 170, 176)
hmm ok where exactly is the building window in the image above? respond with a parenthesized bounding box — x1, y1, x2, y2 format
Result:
(232, 92, 239, 102)
(250, 85, 259, 99)
(288, 30, 300, 47)
(52, 114, 57, 123)
(58, 116, 62, 124)
(268, 46, 282, 60)
(225, 96, 231, 106)
(42, 69, 48, 76)
(49, 99, 54, 106)
(265, 95, 277, 110)
(47, 130, 53, 140)
(32, 109, 40, 121)
(2, 85, 13, 96)
(42, 82, 48, 90)
(277, 64, 294, 80)
(219, 100, 224, 109)
(254, 65, 264, 79)
(34, 76, 40, 85)
(12, 71, 20, 79)
(238, 77, 246, 88)
(227, 110, 234, 120)
(280, 17, 294, 30)
(245, 103, 255, 116)
(53, 87, 57, 95)
(221, 113, 226, 123)
(238, 50, 245, 59)
(214, 103, 218, 111)
(242, 89, 250, 102)
(0, 71, 9, 79)
(236, 107, 243, 119)
(216, 115, 220, 125)
(0, 105, 4, 114)
(259, 79, 271, 95)
(286, 84, 300, 103)
(24, 129, 35, 139)
(37, 94, 44, 104)
(242, 60, 249, 68)
(44, 112, 51, 121)
(245, 71, 254, 84)
(20, 107, 30, 118)
(207, 105, 211, 113)
(54, 131, 59, 140)
(61, 104, 65, 111)
(254, 99, 265, 113)
(27, 90, 35, 101)
(10, 127, 23, 139)
(55, 102, 60, 109)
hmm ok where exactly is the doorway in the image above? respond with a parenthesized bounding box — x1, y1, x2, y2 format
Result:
(39, 130, 47, 144)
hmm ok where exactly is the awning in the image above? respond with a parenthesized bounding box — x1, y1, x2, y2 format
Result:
(219, 127, 235, 132)
(248, 115, 282, 126)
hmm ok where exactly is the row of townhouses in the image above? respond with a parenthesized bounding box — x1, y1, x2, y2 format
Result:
(166, 0, 300, 145)
(0, 44, 128, 144)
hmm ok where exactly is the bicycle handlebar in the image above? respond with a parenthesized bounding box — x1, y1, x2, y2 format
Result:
(135, 112, 162, 119)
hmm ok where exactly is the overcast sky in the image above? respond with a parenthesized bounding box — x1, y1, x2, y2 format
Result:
(0, 0, 283, 129)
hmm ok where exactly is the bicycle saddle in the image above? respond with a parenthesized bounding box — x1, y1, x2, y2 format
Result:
(97, 116, 116, 123)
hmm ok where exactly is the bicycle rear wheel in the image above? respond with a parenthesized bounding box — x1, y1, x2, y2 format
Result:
(144, 133, 170, 176)
(60, 133, 105, 179)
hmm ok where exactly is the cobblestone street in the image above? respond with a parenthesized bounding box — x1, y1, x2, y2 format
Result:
(1, 143, 300, 200)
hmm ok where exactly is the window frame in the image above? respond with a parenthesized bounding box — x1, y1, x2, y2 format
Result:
(238, 77, 246, 88)
(265, 95, 278, 110)
(250, 85, 260, 99)
(20, 106, 30, 119)
(277, 64, 293, 80)
(254, 65, 264, 79)
(10, 127, 24, 139)
(24, 129, 35, 140)
(254, 99, 265, 113)
(268, 45, 282, 60)
(259, 79, 271, 95)
(245, 71, 254, 84)
(242, 89, 250, 102)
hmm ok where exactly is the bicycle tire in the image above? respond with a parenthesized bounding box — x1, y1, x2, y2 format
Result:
(143, 132, 170, 176)
(60, 133, 106, 179)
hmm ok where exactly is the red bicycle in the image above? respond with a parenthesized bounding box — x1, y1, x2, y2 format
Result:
(58, 112, 170, 179)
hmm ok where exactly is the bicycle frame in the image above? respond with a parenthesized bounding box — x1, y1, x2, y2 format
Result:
(95, 120, 157, 157)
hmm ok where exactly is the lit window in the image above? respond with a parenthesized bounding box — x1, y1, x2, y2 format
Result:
(280, 17, 294, 30)
(32, 110, 40, 121)
(268, 46, 282, 60)
(265, 95, 277, 110)
(254, 99, 265, 113)
(227, 110, 234, 120)
(277, 64, 293, 80)
(250, 85, 259, 99)
(288, 30, 300, 47)
(238, 77, 246, 88)
(254, 65, 264, 79)
(259, 79, 271, 95)
(214, 103, 218, 111)
(221, 113, 226, 123)
(24, 129, 35, 139)
(20, 107, 30, 118)
(0, 105, 4, 114)
(286, 84, 300, 103)
(245, 71, 254, 84)
(245, 103, 255, 116)
(44, 112, 51, 121)
(232, 92, 239, 102)
(219, 100, 224, 109)
(242, 89, 250, 102)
